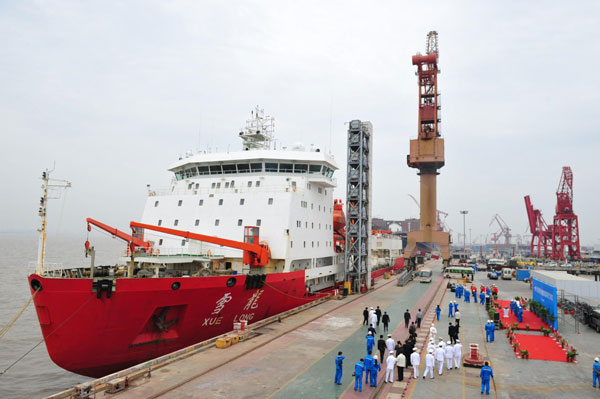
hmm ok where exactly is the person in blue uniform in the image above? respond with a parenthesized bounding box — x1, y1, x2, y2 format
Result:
(490, 321, 496, 342)
(480, 290, 485, 305)
(480, 361, 494, 395)
(366, 331, 375, 354)
(364, 352, 374, 384)
(454, 301, 459, 313)
(484, 321, 492, 343)
(517, 307, 523, 323)
(354, 359, 365, 392)
(448, 301, 454, 318)
(464, 290, 470, 303)
(593, 357, 600, 388)
(435, 305, 441, 321)
(334, 351, 345, 385)
(370, 355, 381, 387)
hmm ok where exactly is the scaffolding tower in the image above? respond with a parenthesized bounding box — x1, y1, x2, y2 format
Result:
(345, 120, 373, 292)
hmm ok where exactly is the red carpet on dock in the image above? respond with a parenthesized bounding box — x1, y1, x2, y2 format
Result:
(499, 310, 547, 331)
(512, 334, 567, 362)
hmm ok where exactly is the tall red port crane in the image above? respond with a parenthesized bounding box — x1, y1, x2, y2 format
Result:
(551, 167, 581, 260)
(523, 166, 581, 261)
(524, 196, 553, 257)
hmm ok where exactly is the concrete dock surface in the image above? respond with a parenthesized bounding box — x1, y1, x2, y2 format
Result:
(57, 262, 600, 399)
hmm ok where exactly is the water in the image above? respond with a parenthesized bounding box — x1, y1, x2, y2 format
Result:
(0, 234, 123, 399)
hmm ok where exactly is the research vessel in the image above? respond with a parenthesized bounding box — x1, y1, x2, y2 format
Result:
(28, 108, 350, 377)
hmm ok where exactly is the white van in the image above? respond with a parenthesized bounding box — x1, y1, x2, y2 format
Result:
(501, 268, 513, 280)
(419, 269, 433, 283)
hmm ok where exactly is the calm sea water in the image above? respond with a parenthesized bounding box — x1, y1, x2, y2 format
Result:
(0, 234, 123, 399)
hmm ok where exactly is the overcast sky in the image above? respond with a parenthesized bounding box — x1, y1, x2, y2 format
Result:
(1, 1, 599, 248)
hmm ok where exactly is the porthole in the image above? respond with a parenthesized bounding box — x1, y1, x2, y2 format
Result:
(226, 277, 237, 288)
(171, 282, 181, 290)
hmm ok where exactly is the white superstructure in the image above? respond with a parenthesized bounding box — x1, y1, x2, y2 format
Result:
(139, 108, 344, 291)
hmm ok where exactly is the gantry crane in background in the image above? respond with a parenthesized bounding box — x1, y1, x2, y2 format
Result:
(524, 166, 581, 261)
(552, 167, 581, 260)
(407, 194, 449, 232)
(524, 195, 553, 257)
(489, 214, 512, 245)
(403, 31, 451, 268)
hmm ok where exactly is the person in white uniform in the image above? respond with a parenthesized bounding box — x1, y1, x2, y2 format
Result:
(385, 353, 396, 383)
(429, 324, 437, 341)
(423, 349, 435, 379)
(438, 337, 446, 350)
(435, 344, 445, 375)
(453, 339, 462, 369)
(386, 334, 395, 354)
(410, 347, 421, 379)
(370, 312, 378, 330)
(445, 341, 454, 370)
(427, 338, 436, 354)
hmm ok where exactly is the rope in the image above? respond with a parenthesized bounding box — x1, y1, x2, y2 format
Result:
(0, 288, 39, 341)
(0, 294, 94, 377)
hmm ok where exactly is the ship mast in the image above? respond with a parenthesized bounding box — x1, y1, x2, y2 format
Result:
(239, 106, 275, 150)
(37, 168, 71, 274)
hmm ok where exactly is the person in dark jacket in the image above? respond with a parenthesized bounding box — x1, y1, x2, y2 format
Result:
(375, 306, 382, 327)
(403, 340, 413, 367)
(448, 322, 456, 344)
(363, 307, 369, 325)
(404, 309, 411, 328)
(409, 322, 416, 338)
(368, 325, 376, 336)
(382, 312, 390, 334)
(454, 320, 460, 342)
(377, 335, 387, 362)
(395, 341, 403, 356)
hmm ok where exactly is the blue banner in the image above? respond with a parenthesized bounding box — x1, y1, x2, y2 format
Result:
(532, 278, 558, 329)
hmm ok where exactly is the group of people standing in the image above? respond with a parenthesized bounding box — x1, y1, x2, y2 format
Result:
(415, 336, 463, 379)
(340, 306, 425, 392)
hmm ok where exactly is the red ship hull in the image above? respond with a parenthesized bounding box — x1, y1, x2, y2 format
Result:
(28, 271, 322, 377)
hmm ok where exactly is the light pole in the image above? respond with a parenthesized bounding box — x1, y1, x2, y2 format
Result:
(460, 210, 468, 252)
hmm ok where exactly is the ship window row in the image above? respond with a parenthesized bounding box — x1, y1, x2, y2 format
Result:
(174, 162, 334, 180)
(295, 220, 332, 230)
(156, 197, 274, 208)
(156, 218, 263, 230)
(294, 241, 333, 249)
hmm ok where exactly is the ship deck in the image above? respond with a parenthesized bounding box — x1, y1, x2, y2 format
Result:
(46, 261, 600, 399)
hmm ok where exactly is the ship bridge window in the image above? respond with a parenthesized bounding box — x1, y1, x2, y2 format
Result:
(280, 163, 293, 173)
(237, 163, 250, 173)
(251, 163, 262, 172)
(198, 165, 209, 175)
(240, 198, 245, 205)
(211, 182, 216, 189)
(199, 199, 204, 206)
(225, 182, 230, 188)
(175, 171, 183, 181)
(309, 164, 322, 174)
(184, 167, 198, 178)
(255, 181, 260, 187)
(209, 165, 223, 175)
(247, 181, 252, 187)
(268, 198, 273, 205)
(294, 164, 308, 174)
(218, 199, 223, 205)
(178, 200, 183, 206)
(256, 219, 261, 226)
(154, 201, 159, 207)
(230, 180, 235, 187)
(265, 162, 278, 172)
(222, 164, 236, 174)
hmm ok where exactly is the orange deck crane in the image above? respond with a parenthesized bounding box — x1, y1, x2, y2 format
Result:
(129, 222, 271, 267)
(86, 217, 153, 256)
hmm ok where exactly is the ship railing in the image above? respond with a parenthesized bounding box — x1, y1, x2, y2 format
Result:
(122, 248, 229, 258)
(27, 261, 66, 275)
